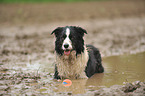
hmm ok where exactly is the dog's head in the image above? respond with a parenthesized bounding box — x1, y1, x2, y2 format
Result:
(51, 26, 87, 56)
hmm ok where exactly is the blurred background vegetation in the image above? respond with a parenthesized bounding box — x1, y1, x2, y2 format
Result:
(0, 0, 111, 3)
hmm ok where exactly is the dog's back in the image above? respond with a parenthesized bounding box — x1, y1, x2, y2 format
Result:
(85, 45, 104, 78)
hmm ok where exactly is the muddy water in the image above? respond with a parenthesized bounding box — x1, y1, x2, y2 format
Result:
(102, 52, 145, 86)
(43, 52, 145, 95)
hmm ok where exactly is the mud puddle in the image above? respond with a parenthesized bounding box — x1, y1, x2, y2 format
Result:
(1, 52, 144, 95)
(52, 52, 145, 95)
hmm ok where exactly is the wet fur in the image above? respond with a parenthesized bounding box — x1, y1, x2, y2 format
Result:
(55, 47, 88, 79)
(51, 26, 104, 79)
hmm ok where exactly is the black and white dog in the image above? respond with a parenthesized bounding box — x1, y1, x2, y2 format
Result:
(51, 26, 104, 79)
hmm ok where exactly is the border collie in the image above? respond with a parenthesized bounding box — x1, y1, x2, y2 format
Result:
(51, 26, 104, 79)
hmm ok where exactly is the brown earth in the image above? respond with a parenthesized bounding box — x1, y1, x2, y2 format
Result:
(0, 0, 145, 26)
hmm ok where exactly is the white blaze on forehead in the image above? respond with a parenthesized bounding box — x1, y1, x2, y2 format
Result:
(66, 28, 70, 36)
(62, 28, 72, 50)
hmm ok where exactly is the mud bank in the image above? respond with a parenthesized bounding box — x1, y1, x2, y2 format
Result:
(94, 81, 145, 96)
(1, 17, 145, 58)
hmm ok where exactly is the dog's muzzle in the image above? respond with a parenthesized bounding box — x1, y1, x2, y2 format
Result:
(62, 43, 73, 56)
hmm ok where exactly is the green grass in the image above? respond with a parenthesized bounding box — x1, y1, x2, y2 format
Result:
(0, 0, 110, 3)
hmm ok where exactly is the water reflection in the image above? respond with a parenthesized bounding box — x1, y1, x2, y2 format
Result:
(54, 79, 87, 94)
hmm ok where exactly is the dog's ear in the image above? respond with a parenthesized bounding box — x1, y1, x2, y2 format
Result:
(51, 27, 63, 37)
(75, 26, 87, 36)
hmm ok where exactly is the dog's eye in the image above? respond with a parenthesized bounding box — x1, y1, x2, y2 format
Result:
(62, 35, 66, 39)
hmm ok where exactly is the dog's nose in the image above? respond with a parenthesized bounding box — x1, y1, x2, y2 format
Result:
(64, 44, 69, 48)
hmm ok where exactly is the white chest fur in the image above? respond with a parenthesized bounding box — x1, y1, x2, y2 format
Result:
(55, 47, 88, 79)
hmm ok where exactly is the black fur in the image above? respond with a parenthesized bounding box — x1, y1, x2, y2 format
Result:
(54, 64, 61, 79)
(51, 26, 104, 79)
(85, 45, 104, 78)
(51, 26, 87, 56)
